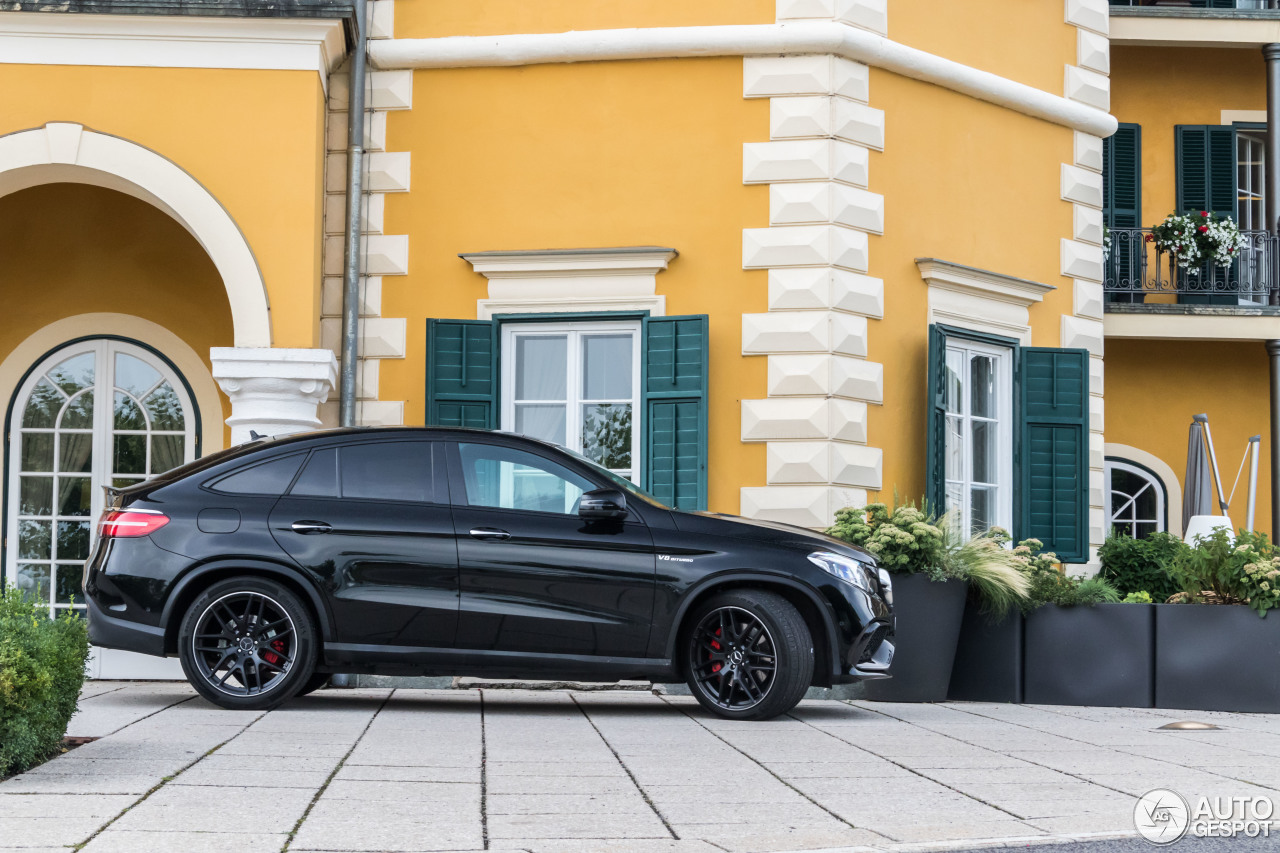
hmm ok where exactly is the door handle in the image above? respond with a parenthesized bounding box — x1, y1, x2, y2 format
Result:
(469, 527, 511, 540)
(291, 521, 332, 534)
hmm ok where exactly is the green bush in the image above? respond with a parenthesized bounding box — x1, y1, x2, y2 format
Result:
(0, 588, 90, 777)
(828, 501, 1030, 617)
(1123, 590, 1153, 604)
(1171, 527, 1280, 617)
(1098, 533, 1185, 603)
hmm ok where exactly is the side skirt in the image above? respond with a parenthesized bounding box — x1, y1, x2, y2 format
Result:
(323, 642, 678, 682)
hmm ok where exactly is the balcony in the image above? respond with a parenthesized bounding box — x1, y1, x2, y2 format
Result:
(1110, 0, 1280, 47)
(1103, 228, 1280, 340)
(1110, 1, 1280, 11)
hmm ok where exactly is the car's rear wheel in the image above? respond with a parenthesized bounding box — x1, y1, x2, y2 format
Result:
(178, 577, 317, 711)
(683, 589, 813, 721)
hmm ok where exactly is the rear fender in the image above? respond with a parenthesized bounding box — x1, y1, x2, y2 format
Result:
(161, 559, 334, 654)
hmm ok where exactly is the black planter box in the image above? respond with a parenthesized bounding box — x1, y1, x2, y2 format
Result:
(947, 602, 1024, 703)
(1024, 603, 1154, 708)
(863, 573, 967, 703)
(1156, 604, 1280, 713)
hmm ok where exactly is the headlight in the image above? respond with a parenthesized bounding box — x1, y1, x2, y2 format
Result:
(808, 551, 875, 592)
(878, 568, 893, 605)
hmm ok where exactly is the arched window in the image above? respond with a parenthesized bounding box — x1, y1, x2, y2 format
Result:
(6, 340, 196, 616)
(1106, 457, 1167, 540)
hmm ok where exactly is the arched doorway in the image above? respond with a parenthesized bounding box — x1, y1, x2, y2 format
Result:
(6, 339, 197, 678)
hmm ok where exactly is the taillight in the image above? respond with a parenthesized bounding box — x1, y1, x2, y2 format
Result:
(98, 509, 170, 538)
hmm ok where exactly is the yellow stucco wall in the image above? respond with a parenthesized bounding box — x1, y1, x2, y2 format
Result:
(868, 70, 1077, 505)
(1111, 46, 1266, 227)
(380, 56, 769, 515)
(1106, 339, 1271, 537)
(395, 0, 776, 39)
(890, 0, 1077, 96)
(0, 64, 328, 349)
(0, 183, 234, 435)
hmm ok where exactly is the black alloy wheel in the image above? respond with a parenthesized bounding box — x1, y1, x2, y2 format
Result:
(683, 589, 814, 721)
(178, 577, 317, 710)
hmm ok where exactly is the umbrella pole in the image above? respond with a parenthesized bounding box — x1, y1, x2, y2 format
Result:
(1194, 414, 1230, 515)
(1248, 435, 1262, 533)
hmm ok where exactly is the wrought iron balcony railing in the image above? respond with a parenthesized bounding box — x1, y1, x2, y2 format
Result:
(1104, 228, 1280, 305)
(1109, 1, 1280, 9)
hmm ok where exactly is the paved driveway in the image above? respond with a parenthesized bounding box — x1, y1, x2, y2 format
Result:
(3, 683, 1280, 853)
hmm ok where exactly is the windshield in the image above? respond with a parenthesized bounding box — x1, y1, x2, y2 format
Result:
(558, 446, 670, 510)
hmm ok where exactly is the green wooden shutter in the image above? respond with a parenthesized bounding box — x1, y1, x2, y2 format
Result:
(1176, 125, 1236, 219)
(643, 315, 708, 510)
(1103, 124, 1141, 230)
(1103, 124, 1142, 304)
(425, 319, 497, 428)
(1018, 348, 1089, 562)
(924, 324, 948, 515)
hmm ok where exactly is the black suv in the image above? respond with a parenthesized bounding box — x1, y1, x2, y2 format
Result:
(85, 428, 893, 720)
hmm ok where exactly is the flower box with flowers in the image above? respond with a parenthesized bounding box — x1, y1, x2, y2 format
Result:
(1149, 210, 1248, 275)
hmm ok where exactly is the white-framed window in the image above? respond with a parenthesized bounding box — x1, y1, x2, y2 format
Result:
(1106, 458, 1167, 540)
(943, 339, 1014, 537)
(6, 340, 196, 617)
(501, 321, 642, 483)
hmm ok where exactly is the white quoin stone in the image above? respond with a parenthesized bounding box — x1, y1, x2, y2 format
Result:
(743, 55, 869, 102)
(743, 224, 868, 271)
(743, 139, 869, 187)
(211, 348, 339, 445)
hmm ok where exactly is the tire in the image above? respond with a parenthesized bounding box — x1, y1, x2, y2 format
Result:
(296, 672, 331, 696)
(178, 576, 318, 711)
(682, 589, 814, 721)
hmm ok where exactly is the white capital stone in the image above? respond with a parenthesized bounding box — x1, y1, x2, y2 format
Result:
(211, 347, 339, 445)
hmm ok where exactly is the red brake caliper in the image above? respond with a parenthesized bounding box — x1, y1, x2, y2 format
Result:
(710, 628, 722, 673)
(263, 639, 285, 666)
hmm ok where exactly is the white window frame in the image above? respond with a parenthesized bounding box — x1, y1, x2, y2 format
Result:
(5, 339, 196, 617)
(1105, 458, 1167, 539)
(500, 320, 642, 484)
(943, 338, 1014, 538)
(1237, 128, 1267, 307)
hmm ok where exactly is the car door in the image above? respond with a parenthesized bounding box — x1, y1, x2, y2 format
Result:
(447, 439, 657, 658)
(269, 439, 459, 649)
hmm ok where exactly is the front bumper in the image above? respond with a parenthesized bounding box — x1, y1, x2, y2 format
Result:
(820, 574, 895, 684)
(86, 594, 166, 657)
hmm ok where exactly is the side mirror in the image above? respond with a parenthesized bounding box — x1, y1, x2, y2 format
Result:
(579, 488, 627, 520)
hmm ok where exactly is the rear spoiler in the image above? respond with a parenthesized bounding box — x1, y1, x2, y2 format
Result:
(102, 485, 126, 509)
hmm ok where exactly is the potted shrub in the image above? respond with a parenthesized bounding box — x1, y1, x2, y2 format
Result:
(1156, 528, 1280, 713)
(948, 532, 1047, 704)
(829, 502, 1027, 702)
(1020, 555, 1155, 709)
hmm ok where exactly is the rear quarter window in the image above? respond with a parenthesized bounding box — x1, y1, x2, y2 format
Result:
(207, 454, 305, 495)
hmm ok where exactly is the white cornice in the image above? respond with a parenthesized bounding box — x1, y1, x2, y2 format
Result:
(0, 12, 347, 83)
(460, 247, 679, 280)
(371, 21, 1117, 136)
(917, 258, 1056, 307)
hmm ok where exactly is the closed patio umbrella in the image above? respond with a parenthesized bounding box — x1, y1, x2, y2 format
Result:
(1184, 419, 1212, 532)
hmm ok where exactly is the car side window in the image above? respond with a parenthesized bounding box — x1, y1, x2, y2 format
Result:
(457, 442, 593, 515)
(207, 454, 306, 495)
(340, 442, 438, 503)
(290, 448, 338, 498)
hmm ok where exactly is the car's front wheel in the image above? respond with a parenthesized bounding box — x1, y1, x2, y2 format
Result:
(683, 589, 813, 721)
(178, 576, 318, 710)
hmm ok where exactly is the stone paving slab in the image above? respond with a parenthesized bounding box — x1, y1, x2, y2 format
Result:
(11, 683, 1280, 851)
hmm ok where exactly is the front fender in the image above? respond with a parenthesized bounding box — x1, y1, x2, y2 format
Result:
(657, 571, 841, 681)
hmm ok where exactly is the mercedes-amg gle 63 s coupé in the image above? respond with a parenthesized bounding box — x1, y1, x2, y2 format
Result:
(86, 428, 894, 720)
